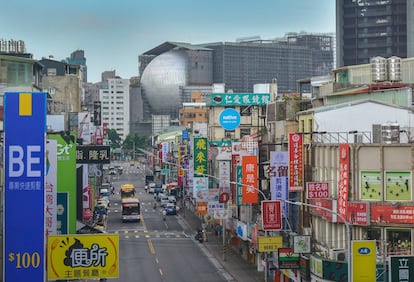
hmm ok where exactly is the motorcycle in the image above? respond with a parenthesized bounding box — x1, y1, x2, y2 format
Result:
(195, 230, 204, 243)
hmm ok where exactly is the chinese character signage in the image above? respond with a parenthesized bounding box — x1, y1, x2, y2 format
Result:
(178, 145, 187, 177)
(270, 151, 289, 217)
(371, 205, 414, 224)
(257, 236, 283, 252)
(338, 143, 350, 220)
(193, 137, 208, 177)
(390, 255, 414, 282)
(210, 93, 271, 106)
(347, 202, 369, 226)
(4, 92, 46, 282)
(288, 133, 303, 192)
(261, 200, 282, 231)
(46, 139, 58, 236)
(76, 145, 110, 164)
(47, 234, 119, 280)
(242, 155, 258, 203)
(306, 182, 329, 199)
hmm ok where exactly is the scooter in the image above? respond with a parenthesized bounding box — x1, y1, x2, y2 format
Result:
(195, 230, 204, 243)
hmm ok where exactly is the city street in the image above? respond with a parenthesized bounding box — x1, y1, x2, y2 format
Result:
(105, 162, 228, 282)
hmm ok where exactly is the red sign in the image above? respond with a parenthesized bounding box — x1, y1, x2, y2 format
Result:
(219, 192, 230, 203)
(288, 133, 303, 192)
(242, 155, 258, 204)
(306, 182, 329, 199)
(310, 199, 337, 223)
(337, 143, 349, 220)
(261, 200, 282, 231)
(347, 202, 369, 226)
(371, 205, 414, 224)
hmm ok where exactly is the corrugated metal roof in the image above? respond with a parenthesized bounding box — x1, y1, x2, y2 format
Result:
(142, 41, 212, 55)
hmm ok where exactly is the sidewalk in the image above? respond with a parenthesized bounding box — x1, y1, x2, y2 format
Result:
(178, 207, 264, 282)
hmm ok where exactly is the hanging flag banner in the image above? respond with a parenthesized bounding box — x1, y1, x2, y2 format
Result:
(338, 143, 350, 221)
(242, 155, 258, 203)
(288, 133, 303, 192)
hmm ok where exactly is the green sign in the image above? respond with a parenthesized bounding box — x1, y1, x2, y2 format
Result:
(390, 255, 414, 282)
(210, 93, 271, 106)
(193, 137, 208, 177)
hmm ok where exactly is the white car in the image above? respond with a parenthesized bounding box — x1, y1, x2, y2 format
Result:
(168, 195, 177, 203)
(160, 195, 169, 207)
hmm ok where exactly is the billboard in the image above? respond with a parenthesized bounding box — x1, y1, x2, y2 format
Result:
(4, 92, 46, 281)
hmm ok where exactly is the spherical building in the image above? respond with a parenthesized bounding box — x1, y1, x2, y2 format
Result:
(141, 50, 188, 117)
(139, 42, 213, 120)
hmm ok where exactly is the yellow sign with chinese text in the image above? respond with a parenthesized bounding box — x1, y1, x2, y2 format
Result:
(258, 236, 283, 252)
(47, 234, 119, 280)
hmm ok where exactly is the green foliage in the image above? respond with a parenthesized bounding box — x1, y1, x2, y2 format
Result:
(108, 129, 122, 148)
(122, 134, 149, 150)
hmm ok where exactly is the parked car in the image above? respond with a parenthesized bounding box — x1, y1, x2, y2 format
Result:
(165, 203, 177, 215)
(148, 183, 156, 193)
(156, 193, 167, 202)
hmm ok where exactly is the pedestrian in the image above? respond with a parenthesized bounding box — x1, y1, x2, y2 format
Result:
(162, 209, 166, 221)
(145, 185, 148, 193)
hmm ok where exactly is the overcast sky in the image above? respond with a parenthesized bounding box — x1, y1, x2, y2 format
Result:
(1, 0, 335, 83)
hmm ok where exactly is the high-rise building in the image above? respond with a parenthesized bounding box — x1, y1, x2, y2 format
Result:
(99, 77, 130, 140)
(336, 0, 414, 67)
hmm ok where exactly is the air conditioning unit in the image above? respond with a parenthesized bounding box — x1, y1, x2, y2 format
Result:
(329, 248, 347, 261)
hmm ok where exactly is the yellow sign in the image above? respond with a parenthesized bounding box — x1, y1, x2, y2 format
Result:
(47, 234, 119, 280)
(258, 236, 283, 252)
(352, 240, 376, 282)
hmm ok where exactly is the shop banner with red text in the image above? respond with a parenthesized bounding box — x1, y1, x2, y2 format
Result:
(337, 143, 349, 221)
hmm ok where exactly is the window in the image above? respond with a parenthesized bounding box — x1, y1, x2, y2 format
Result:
(240, 106, 251, 116)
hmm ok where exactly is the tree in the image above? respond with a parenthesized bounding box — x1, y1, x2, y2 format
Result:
(122, 134, 149, 151)
(107, 129, 122, 148)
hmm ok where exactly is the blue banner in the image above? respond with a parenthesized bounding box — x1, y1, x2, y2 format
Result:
(4, 92, 46, 281)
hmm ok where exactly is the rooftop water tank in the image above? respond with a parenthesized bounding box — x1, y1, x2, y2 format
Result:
(381, 123, 400, 144)
(371, 56, 387, 82)
(387, 56, 402, 82)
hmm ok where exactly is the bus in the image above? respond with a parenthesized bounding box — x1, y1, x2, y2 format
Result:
(120, 183, 135, 199)
(121, 197, 140, 222)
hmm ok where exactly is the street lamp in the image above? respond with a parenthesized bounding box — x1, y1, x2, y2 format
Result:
(284, 200, 352, 282)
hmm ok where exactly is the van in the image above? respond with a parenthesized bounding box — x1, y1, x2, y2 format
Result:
(160, 195, 169, 207)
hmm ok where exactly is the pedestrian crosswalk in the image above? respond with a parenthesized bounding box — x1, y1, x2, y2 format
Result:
(110, 229, 190, 239)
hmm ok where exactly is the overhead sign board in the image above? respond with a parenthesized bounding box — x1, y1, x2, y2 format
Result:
(76, 145, 110, 164)
(210, 93, 271, 106)
(4, 92, 46, 282)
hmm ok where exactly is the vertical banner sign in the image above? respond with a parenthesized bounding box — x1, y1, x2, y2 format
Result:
(161, 141, 169, 162)
(389, 255, 414, 282)
(193, 137, 208, 177)
(49, 132, 77, 234)
(352, 240, 376, 282)
(93, 101, 101, 126)
(46, 139, 58, 236)
(236, 165, 243, 205)
(338, 143, 350, 221)
(242, 155, 258, 203)
(270, 151, 289, 217)
(178, 145, 187, 178)
(288, 133, 303, 192)
(262, 200, 282, 231)
(219, 161, 230, 194)
(4, 92, 46, 282)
